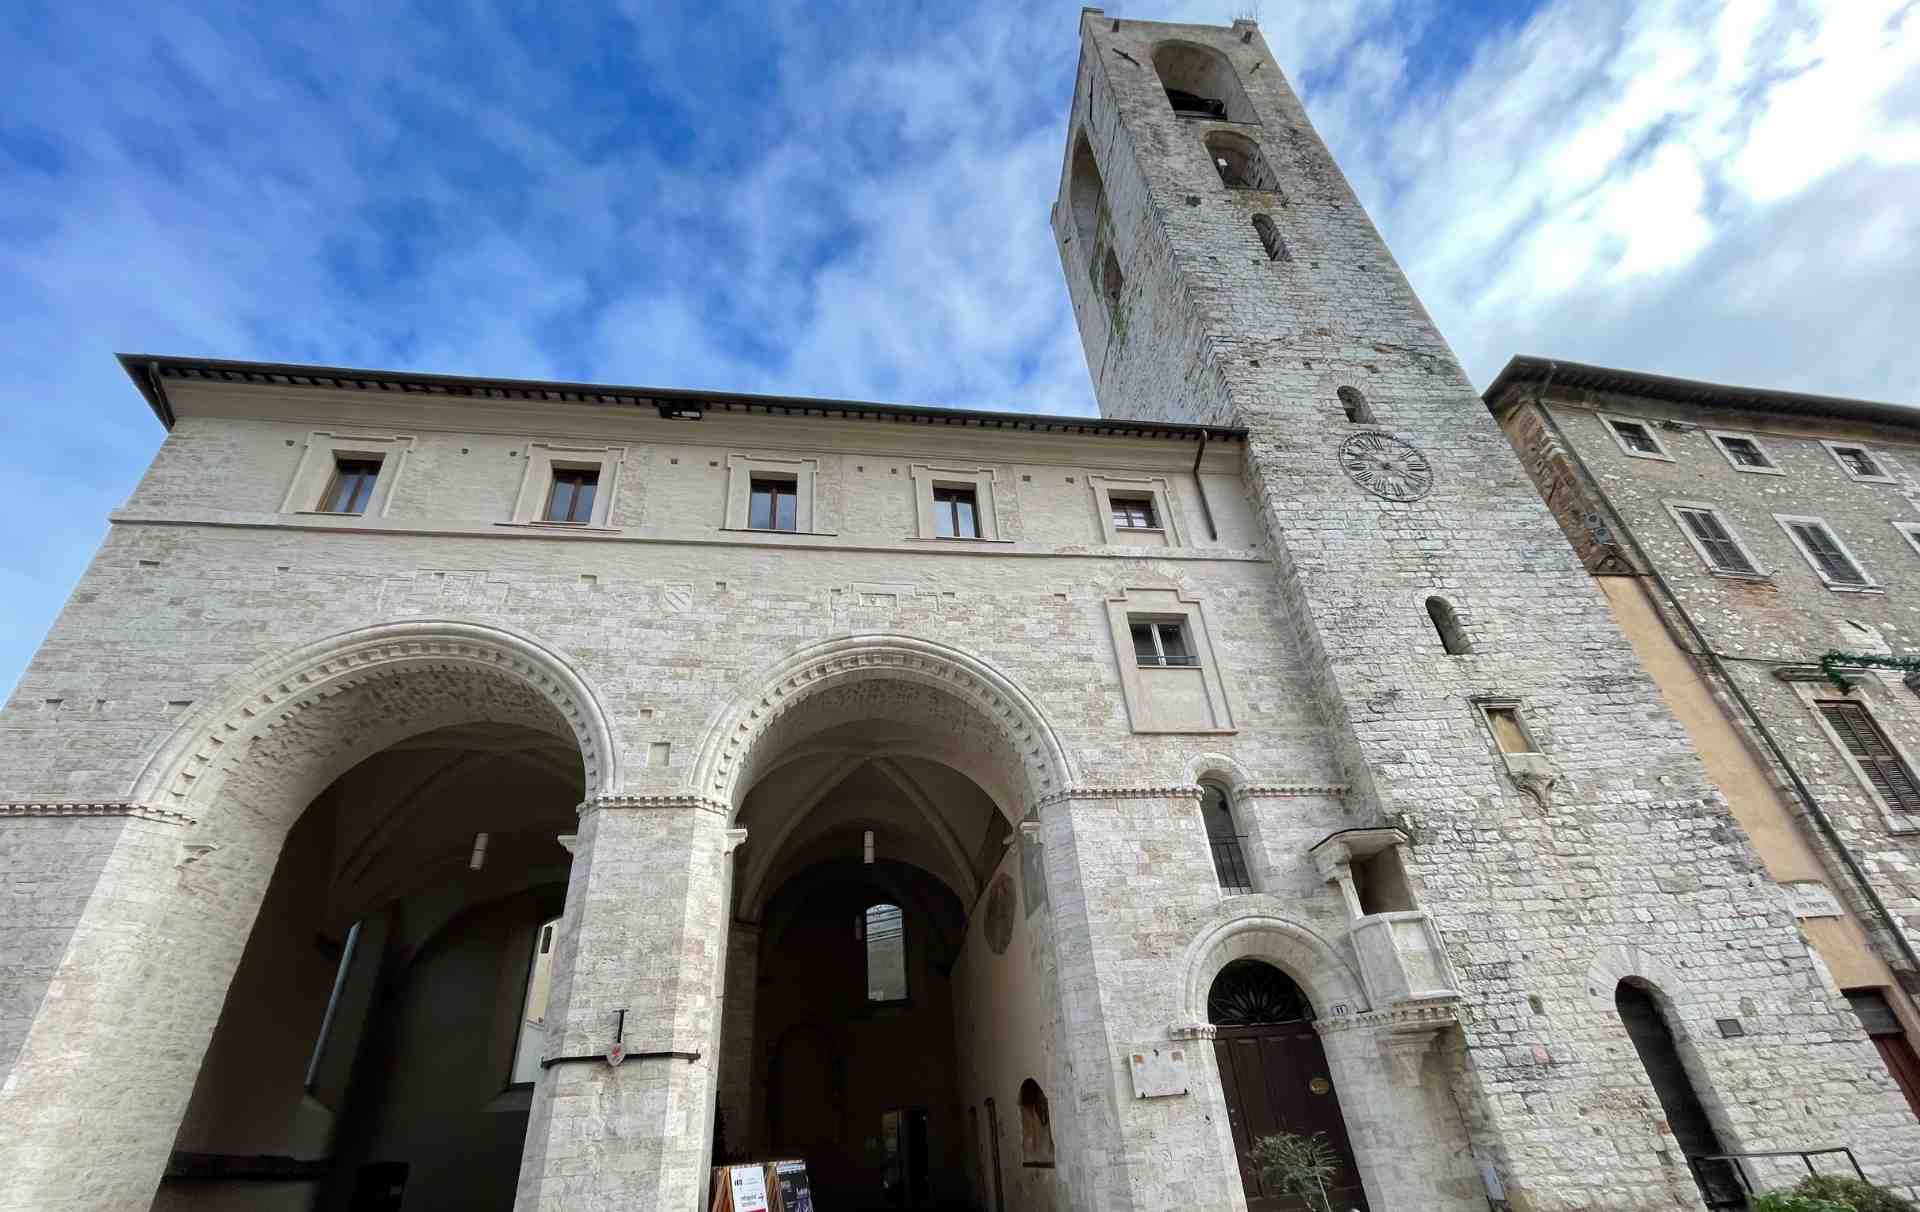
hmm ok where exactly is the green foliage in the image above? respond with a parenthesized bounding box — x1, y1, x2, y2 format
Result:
(1248, 1131, 1341, 1212)
(1751, 1192, 1854, 1212)
(1794, 1173, 1915, 1212)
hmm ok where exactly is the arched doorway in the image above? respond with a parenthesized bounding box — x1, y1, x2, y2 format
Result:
(1208, 960, 1369, 1212)
(704, 637, 1073, 1212)
(1616, 980, 1739, 1207)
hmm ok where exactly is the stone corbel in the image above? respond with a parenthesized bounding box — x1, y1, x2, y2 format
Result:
(1503, 753, 1557, 810)
(1378, 1026, 1437, 1087)
(723, 828, 750, 855)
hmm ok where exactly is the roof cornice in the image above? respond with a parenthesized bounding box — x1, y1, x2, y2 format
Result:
(1484, 355, 1918, 434)
(116, 353, 1246, 443)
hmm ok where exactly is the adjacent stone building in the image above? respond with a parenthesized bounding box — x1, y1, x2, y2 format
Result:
(1489, 357, 1920, 1120)
(2, 12, 1918, 1212)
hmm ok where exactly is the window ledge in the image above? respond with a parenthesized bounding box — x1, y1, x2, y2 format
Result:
(1620, 452, 1676, 463)
(292, 509, 369, 520)
(1130, 726, 1239, 737)
(1821, 584, 1885, 595)
(1709, 571, 1775, 583)
(719, 525, 839, 537)
(1113, 526, 1166, 535)
(909, 535, 1016, 544)
(1727, 465, 1786, 476)
(493, 521, 622, 534)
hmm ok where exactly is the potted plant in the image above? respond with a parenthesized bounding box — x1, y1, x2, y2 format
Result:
(1248, 1131, 1343, 1212)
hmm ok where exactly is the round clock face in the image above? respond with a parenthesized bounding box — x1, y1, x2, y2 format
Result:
(1339, 430, 1433, 501)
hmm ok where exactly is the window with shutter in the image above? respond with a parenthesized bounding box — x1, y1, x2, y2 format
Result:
(1676, 508, 1756, 574)
(1819, 701, 1920, 812)
(1789, 521, 1868, 585)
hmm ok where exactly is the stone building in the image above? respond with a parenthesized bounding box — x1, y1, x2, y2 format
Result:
(3, 11, 1918, 1212)
(1489, 357, 1920, 1121)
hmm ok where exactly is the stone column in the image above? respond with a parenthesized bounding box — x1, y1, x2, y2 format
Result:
(514, 795, 735, 1212)
(714, 921, 761, 1161)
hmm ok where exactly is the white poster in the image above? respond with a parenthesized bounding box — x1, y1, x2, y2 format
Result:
(729, 1165, 770, 1212)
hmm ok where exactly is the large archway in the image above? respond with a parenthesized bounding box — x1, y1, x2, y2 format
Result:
(0, 621, 616, 1212)
(705, 637, 1072, 1212)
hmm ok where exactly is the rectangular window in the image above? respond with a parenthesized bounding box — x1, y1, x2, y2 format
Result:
(1111, 495, 1158, 530)
(543, 469, 598, 524)
(1821, 702, 1920, 813)
(510, 918, 560, 1085)
(749, 477, 799, 532)
(321, 458, 381, 515)
(1131, 621, 1196, 667)
(1483, 705, 1537, 754)
(932, 486, 980, 539)
(1717, 436, 1771, 468)
(1780, 517, 1871, 587)
(1673, 506, 1758, 574)
(1602, 416, 1668, 457)
(1832, 445, 1886, 478)
(863, 903, 907, 1003)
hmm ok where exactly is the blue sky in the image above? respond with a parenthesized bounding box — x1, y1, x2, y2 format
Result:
(3, 0, 1918, 695)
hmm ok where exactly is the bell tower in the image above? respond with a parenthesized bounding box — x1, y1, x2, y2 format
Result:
(1051, 11, 1886, 1210)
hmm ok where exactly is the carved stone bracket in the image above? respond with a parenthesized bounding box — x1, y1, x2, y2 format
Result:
(1502, 753, 1558, 810)
(722, 828, 750, 855)
(0, 800, 196, 826)
(1316, 998, 1459, 1086)
(1169, 1023, 1218, 1042)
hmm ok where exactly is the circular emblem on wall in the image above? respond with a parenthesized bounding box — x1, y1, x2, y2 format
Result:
(984, 873, 1016, 955)
(1338, 430, 1433, 501)
(1309, 1076, 1332, 1095)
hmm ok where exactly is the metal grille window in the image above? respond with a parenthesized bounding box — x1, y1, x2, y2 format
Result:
(1675, 507, 1757, 574)
(1787, 520, 1869, 585)
(1609, 420, 1661, 454)
(1717, 437, 1771, 468)
(1820, 701, 1920, 812)
(1836, 446, 1884, 478)
(932, 486, 979, 539)
(543, 469, 598, 524)
(321, 459, 381, 515)
(1200, 783, 1251, 893)
(748, 478, 798, 531)
(1112, 495, 1158, 529)
(1131, 621, 1195, 667)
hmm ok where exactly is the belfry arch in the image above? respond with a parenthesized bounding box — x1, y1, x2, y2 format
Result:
(703, 635, 1077, 1210)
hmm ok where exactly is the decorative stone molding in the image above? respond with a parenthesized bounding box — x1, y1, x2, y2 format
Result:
(1035, 785, 1208, 807)
(692, 634, 1074, 811)
(1317, 998, 1463, 1083)
(0, 800, 196, 826)
(1237, 783, 1350, 799)
(1169, 1023, 1218, 1042)
(579, 794, 730, 816)
(1180, 909, 1371, 1027)
(131, 619, 623, 812)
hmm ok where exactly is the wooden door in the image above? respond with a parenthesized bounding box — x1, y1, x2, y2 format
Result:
(1213, 1022, 1368, 1211)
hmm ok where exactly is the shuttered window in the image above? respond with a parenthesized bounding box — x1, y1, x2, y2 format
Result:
(1788, 521, 1869, 585)
(1675, 508, 1756, 574)
(1819, 702, 1920, 812)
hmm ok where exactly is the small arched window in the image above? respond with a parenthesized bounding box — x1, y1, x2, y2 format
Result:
(1152, 41, 1258, 123)
(862, 903, 907, 1003)
(1337, 385, 1374, 424)
(1204, 131, 1278, 191)
(1426, 597, 1471, 655)
(1018, 1079, 1055, 1167)
(1199, 782, 1252, 893)
(1251, 214, 1288, 262)
(1068, 134, 1107, 254)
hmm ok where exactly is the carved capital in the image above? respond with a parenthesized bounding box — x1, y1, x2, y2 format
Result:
(722, 827, 750, 855)
(1312, 840, 1353, 884)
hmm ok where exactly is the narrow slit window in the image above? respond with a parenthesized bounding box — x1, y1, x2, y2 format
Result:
(1819, 701, 1920, 813)
(321, 458, 381, 515)
(1251, 214, 1288, 261)
(864, 903, 907, 1003)
(510, 917, 560, 1085)
(543, 468, 598, 524)
(749, 477, 799, 532)
(1111, 494, 1158, 530)
(932, 486, 980, 539)
(1608, 419, 1662, 455)
(1426, 596, 1472, 654)
(1200, 782, 1251, 893)
(1674, 507, 1757, 575)
(1786, 519, 1869, 586)
(1131, 620, 1196, 667)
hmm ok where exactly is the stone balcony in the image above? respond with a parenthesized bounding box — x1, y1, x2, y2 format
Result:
(1350, 909, 1460, 1007)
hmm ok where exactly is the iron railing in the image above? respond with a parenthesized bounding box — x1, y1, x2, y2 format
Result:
(1686, 1147, 1866, 1210)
